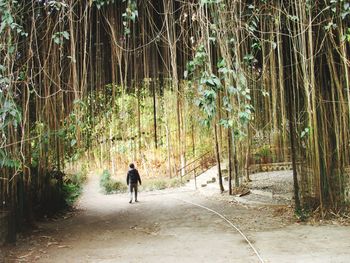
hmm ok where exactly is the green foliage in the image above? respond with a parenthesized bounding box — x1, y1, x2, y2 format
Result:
(0, 93, 22, 130)
(45, 1, 68, 11)
(341, 28, 350, 42)
(61, 166, 88, 206)
(100, 170, 111, 192)
(141, 178, 184, 191)
(69, 165, 88, 185)
(52, 31, 70, 45)
(0, 84, 22, 170)
(168, 178, 184, 188)
(330, 0, 350, 18)
(58, 99, 91, 163)
(245, 3, 260, 68)
(217, 58, 253, 131)
(93, 0, 115, 9)
(0, 1, 27, 37)
(100, 170, 127, 194)
(194, 76, 219, 123)
(62, 182, 81, 206)
(200, 0, 222, 5)
(327, 0, 350, 41)
(122, 0, 138, 35)
(301, 127, 310, 139)
(113, 180, 128, 192)
(186, 45, 221, 127)
(0, 148, 20, 169)
(256, 145, 272, 158)
(295, 208, 311, 222)
(145, 179, 167, 190)
(27, 97, 91, 169)
(287, 14, 300, 22)
(185, 38, 254, 133)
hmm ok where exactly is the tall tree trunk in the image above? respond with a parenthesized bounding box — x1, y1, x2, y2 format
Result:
(228, 126, 233, 195)
(137, 84, 142, 156)
(287, 72, 301, 212)
(214, 124, 224, 192)
(7, 180, 17, 243)
(152, 80, 157, 149)
(245, 125, 251, 182)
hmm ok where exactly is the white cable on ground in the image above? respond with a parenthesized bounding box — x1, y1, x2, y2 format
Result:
(173, 197, 265, 263)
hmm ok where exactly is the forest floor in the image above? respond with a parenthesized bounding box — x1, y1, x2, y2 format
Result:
(2, 169, 350, 263)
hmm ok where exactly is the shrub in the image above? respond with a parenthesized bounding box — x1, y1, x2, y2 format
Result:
(257, 145, 271, 158)
(152, 180, 167, 190)
(113, 181, 128, 192)
(100, 170, 112, 194)
(62, 166, 88, 206)
(70, 170, 87, 185)
(100, 170, 127, 194)
(168, 177, 183, 188)
(141, 178, 184, 191)
(62, 183, 82, 206)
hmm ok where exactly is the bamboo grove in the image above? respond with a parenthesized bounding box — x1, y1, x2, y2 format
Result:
(0, 0, 350, 239)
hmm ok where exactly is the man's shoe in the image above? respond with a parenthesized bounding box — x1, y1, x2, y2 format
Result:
(135, 200, 138, 202)
(129, 200, 132, 203)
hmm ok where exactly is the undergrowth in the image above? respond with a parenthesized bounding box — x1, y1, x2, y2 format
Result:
(141, 177, 184, 191)
(100, 170, 128, 194)
(62, 165, 88, 206)
(295, 208, 310, 222)
(99, 170, 184, 194)
(62, 183, 82, 206)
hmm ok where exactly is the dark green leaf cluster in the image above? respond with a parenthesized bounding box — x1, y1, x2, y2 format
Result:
(0, 92, 22, 130)
(122, 0, 138, 35)
(100, 169, 127, 194)
(52, 31, 70, 45)
(0, 1, 28, 37)
(327, 0, 350, 41)
(93, 0, 115, 10)
(0, 149, 20, 169)
(61, 182, 81, 206)
(185, 45, 223, 127)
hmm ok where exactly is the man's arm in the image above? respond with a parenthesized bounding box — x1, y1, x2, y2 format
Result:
(137, 170, 142, 185)
(126, 172, 129, 185)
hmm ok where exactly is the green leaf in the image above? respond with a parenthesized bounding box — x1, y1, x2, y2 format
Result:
(271, 42, 277, 49)
(262, 90, 269, 97)
(71, 139, 77, 147)
(62, 31, 70, 40)
(57, 129, 65, 137)
(228, 86, 237, 94)
(209, 36, 216, 42)
(212, 75, 221, 87)
(301, 127, 310, 138)
(217, 59, 226, 68)
(203, 89, 216, 100)
(184, 70, 189, 79)
(219, 118, 233, 128)
(8, 46, 15, 54)
(205, 78, 215, 87)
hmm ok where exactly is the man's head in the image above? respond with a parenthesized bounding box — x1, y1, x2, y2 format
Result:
(129, 163, 135, 169)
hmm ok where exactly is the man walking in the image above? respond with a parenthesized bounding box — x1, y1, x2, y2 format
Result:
(126, 163, 142, 203)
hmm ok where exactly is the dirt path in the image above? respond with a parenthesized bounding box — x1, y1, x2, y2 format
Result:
(2, 174, 350, 263)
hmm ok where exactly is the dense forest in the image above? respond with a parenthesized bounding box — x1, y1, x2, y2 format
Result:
(0, 0, 349, 242)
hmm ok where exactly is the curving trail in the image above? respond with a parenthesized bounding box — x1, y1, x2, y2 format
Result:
(3, 173, 350, 263)
(32, 175, 258, 263)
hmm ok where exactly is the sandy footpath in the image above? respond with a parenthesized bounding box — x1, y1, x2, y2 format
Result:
(2, 172, 350, 263)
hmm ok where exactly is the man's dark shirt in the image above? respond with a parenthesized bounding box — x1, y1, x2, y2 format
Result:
(127, 168, 141, 185)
